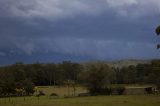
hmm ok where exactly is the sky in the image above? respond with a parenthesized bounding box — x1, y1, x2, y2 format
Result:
(0, 0, 160, 65)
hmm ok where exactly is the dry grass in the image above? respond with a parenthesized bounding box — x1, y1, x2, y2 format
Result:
(0, 86, 159, 106)
(37, 86, 88, 96)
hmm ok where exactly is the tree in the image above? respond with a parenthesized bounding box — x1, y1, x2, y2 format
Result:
(0, 80, 4, 96)
(58, 61, 82, 85)
(22, 79, 35, 95)
(156, 25, 160, 49)
(116, 65, 136, 84)
(156, 25, 160, 35)
(149, 60, 160, 89)
(83, 63, 115, 95)
(45, 63, 57, 86)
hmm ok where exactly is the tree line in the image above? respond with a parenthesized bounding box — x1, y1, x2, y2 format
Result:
(0, 60, 160, 96)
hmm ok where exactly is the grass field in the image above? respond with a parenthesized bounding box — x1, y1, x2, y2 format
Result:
(37, 84, 154, 96)
(0, 86, 160, 106)
(37, 86, 87, 97)
(0, 95, 160, 106)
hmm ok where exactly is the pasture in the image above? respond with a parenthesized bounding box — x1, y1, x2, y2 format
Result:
(0, 86, 159, 106)
(37, 86, 87, 97)
(0, 95, 160, 106)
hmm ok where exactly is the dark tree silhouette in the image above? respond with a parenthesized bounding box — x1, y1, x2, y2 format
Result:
(156, 26, 160, 35)
(156, 26, 160, 49)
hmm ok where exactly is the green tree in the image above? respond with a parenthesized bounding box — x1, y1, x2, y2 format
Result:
(45, 63, 57, 86)
(117, 65, 137, 84)
(0, 80, 4, 96)
(58, 61, 82, 84)
(83, 63, 115, 95)
(149, 60, 160, 89)
(22, 79, 35, 95)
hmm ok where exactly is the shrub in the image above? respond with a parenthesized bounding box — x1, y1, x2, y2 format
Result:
(50, 93, 58, 96)
(89, 87, 112, 96)
(35, 90, 45, 97)
(116, 87, 125, 95)
(38, 90, 45, 96)
(157, 84, 160, 90)
(78, 93, 90, 97)
(145, 87, 152, 94)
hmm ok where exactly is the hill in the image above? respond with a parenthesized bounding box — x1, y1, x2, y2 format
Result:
(82, 59, 151, 68)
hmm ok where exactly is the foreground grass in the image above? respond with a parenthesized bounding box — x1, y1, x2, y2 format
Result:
(0, 95, 160, 106)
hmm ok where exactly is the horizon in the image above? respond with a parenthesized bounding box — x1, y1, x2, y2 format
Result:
(0, 58, 155, 67)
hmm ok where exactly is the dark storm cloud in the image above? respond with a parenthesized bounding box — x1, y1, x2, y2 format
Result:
(0, 0, 160, 64)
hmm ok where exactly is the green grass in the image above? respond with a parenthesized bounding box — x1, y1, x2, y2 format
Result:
(0, 86, 159, 106)
(0, 95, 160, 106)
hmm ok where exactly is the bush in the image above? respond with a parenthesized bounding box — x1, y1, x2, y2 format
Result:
(88, 87, 125, 96)
(78, 93, 90, 97)
(36, 90, 45, 97)
(115, 87, 125, 95)
(145, 87, 152, 94)
(105, 88, 113, 95)
(157, 84, 160, 90)
(38, 90, 45, 96)
(89, 87, 112, 96)
(50, 93, 58, 96)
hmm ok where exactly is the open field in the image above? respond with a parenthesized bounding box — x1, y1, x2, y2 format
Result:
(37, 86, 87, 97)
(0, 86, 159, 106)
(0, 95, 160, 106)
(37, 85, 154, 96)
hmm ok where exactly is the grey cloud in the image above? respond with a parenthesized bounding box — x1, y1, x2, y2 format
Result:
(0, 51, 6, 56)
(0, 0, 159, 64)
(7, 37, 158, 59)
(106, 0, 160, 18)
(1, 0, 160, 21)
(0, 0, 105, 20)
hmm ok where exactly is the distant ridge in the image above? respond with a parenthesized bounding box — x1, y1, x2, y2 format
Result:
(82, 59, 151, 68)
(107, 59, 151, 68)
